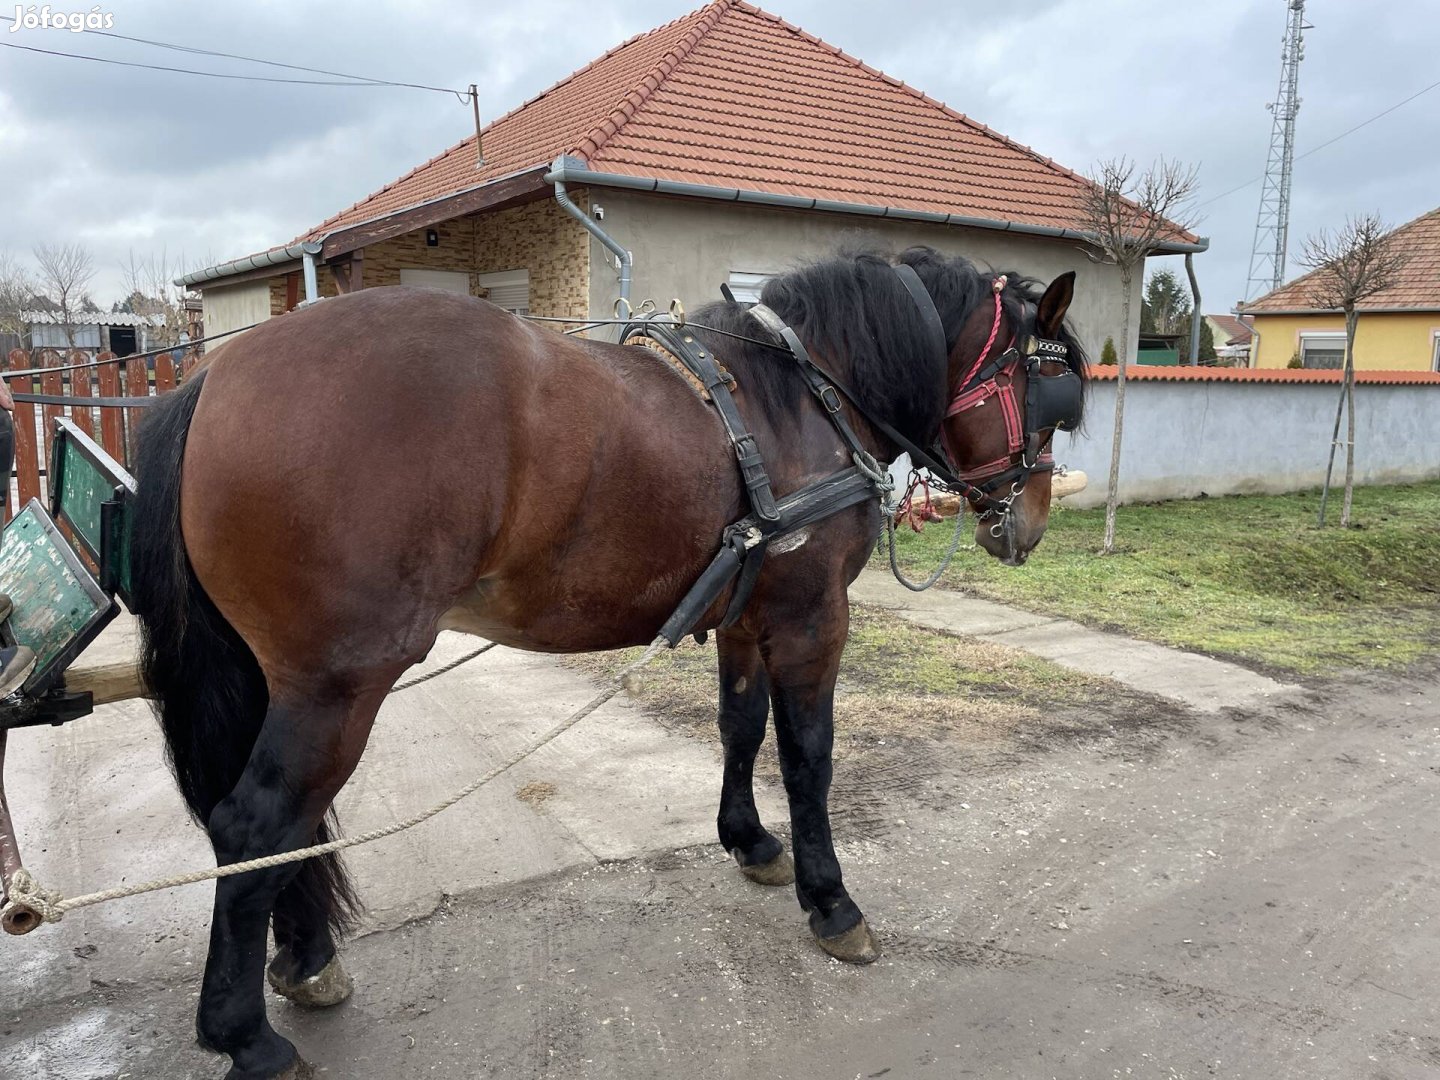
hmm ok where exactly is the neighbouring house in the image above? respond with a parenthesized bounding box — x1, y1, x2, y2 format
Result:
(1204, 313, 1253, 365)
(179, 0, 1203, 359)
(1240, 205, 1440, 371)
(21, 310, 164, 356)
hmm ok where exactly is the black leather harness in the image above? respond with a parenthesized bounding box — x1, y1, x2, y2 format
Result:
(621, 302, 896, 647)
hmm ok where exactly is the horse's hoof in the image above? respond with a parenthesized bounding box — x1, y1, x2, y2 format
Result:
(737, 848, 795, 886)
(267, 953, 354, 1008)
(816, 918, 881, 964)
(224, 1054, 314, 1080)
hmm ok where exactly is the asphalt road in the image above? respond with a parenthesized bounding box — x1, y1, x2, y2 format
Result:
(3, 646, 1436, 1080)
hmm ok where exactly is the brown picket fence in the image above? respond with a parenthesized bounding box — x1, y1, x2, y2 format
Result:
(4, 347, 196, 523)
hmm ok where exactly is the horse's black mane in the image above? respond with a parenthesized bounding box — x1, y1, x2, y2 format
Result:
(694, 245, 1089, 446)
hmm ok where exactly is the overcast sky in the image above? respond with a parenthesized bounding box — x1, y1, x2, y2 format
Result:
(1, 0, 1435, 314)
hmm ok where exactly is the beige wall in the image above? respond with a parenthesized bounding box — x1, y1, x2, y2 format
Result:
(204, 280, 274, 339)
(1251, 311, 1440, 370)
(580, 189, 1143, 357)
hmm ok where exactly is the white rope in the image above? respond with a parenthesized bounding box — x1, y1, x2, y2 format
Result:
(3, 638, 668, 930)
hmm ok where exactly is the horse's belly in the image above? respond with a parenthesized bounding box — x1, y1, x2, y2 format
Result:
(437, 565, 698, 654)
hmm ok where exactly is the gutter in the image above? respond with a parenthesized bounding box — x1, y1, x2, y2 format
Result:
(176, 240, 324, 303)
(544, 156, 633, 314)
(544, 156, 1209, 256)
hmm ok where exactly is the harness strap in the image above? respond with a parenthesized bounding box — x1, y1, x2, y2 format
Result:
(892, 264, 948, 364)
(657, 467, 879, 646)
(625, 317, 781, 525)
(746, 304, 877, 472)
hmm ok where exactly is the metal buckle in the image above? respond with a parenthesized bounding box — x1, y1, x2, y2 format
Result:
(818, 384, 843, 414)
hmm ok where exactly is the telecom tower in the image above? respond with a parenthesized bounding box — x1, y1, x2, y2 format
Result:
(1244, 0, 1309, 302)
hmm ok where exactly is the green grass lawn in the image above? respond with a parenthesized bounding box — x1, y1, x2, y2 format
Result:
(884, 481, 1440, 674)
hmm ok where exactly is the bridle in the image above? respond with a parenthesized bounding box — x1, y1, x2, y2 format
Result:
(780, 265, 1083, 537)
(744, 267, 1085, 535)
(931, 274, 1083, 532)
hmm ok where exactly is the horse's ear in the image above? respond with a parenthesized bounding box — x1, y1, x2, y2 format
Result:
(1036, 271, 1076, 337)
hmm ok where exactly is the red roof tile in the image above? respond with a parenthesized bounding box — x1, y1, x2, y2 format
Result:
(1088, 366, 1440, 386)
(295, 0, 1193, 245)
(1242, 206, 1440, 313)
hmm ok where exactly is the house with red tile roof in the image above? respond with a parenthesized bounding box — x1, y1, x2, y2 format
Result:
(1203, 313, 1253, 363)
(1239, 206, 1440, 372)
(180, 0, 1204, 353)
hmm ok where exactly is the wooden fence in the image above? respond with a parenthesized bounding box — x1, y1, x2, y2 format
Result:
(4, 348, 195, 523)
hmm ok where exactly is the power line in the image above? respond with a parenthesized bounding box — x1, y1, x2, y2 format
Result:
(0, 16, 467, 96)
(1198, 76, 1440, 211)
(0, 40, 406, 85)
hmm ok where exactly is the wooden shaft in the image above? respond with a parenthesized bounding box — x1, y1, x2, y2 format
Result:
(0, 729, 41, 935)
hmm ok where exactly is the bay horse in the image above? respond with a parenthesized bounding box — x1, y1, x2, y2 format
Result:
(128, 245, 1087, 1078)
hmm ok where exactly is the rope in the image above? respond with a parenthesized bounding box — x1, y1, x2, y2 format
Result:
(3, 637, 667, 929)
(883, 495, 966, 592)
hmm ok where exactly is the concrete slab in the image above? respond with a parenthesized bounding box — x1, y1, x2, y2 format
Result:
(851, 569, 1303, 713)
(2, 624, 785, 1014)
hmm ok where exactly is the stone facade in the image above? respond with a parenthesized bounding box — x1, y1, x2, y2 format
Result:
(258, 195, 589, 322)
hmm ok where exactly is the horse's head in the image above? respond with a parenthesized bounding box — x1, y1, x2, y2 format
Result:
(937, 270, 1086, 565)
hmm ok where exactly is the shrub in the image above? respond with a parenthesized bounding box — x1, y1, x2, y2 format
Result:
(1100, 336, 1119, 366)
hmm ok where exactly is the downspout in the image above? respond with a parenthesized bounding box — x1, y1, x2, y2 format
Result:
(300, 241, 323, 305)
(545, 156, 632, 323)
(1184, 253, 1201, 365)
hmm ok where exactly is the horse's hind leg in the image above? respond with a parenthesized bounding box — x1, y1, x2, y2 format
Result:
(762, 597, 880, 964)
(716, 631, 794, 885)
(196, 687, 383, 1080)
(267, 815, 357, 1009)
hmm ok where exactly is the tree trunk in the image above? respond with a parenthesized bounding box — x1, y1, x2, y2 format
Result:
(1340, 307, 1358, 527)
(1102, 267, 1132, 555)
(1317, 375, 1345, 527)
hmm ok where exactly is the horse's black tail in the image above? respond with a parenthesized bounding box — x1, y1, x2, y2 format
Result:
(129, 370, 359, 936)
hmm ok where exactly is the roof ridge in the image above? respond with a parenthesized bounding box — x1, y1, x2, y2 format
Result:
(298, 3, 726, 242)
(729, 0, 1111, 214)
(571, 0, 735, 163)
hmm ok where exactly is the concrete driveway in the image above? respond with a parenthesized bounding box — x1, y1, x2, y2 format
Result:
(1, 609, 1437, 1079)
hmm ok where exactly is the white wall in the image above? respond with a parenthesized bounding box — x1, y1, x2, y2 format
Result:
(202, 281, 271, 340)
(1056, 378, 1440, 507)
(582, 189, 1143, 360)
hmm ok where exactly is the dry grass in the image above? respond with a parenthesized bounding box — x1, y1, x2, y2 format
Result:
(565, 604, 1119, 747)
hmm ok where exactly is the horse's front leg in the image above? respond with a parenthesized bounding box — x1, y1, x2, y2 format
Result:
(716, 630, 794, 886)
(761, 594, 880, 963)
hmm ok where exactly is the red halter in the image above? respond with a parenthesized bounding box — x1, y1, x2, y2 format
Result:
(939, 275, 1033, 478)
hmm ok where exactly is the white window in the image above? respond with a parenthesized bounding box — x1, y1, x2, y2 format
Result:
(475, 269, 530, 315)
(399, 268, 471, 295)
(727, 271, 775, 304)
(1432, 331, 1440, 373)
(1299, 331, 1346, 370)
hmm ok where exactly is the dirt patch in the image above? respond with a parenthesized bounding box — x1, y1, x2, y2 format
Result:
(565, 604, 1184, 772)
(514, 780, 557, 807)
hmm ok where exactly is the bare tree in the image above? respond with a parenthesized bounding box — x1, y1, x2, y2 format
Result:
(1298, 214, 1408, 528)
(1078, 157, 1200, 554)
(120, 249, 199, 348)
(32, 242, 95, 348)
(0, 251, 35, 346)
